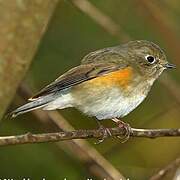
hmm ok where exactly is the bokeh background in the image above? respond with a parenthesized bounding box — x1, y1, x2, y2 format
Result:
(0, 0, 180, 179)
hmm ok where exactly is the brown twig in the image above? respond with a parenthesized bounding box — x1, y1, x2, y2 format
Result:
(150, 157, 180, 180)
(0, 127, 180, 147)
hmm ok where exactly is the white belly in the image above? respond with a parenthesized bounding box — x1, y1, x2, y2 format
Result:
(77, 87, 147, 120)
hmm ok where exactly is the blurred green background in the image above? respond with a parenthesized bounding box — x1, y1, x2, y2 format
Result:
(1, 0, 180, 179)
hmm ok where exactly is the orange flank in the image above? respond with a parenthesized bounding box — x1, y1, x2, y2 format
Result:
(88, 67, 133, 88)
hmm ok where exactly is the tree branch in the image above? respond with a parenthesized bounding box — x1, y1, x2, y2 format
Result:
(0, 127, 180, 147)
(150, 157, 180, 180)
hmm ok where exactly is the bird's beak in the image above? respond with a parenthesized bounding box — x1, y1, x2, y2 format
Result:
(163, 63, 176, 69)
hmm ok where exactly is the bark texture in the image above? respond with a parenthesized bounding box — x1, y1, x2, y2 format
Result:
(0, 127, 179, 146)
(0, 0, 58, 118)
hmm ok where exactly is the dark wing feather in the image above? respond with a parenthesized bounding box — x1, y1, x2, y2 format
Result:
(30, 63, 126, 100)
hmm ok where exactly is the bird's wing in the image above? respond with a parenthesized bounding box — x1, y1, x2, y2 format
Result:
(30, 62, 127, 100)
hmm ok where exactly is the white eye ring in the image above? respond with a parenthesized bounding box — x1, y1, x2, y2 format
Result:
(145, 55, 156, 64)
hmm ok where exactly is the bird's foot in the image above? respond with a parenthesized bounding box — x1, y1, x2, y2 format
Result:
(95, 124, 112, 144)
(112, 118, 131, 143)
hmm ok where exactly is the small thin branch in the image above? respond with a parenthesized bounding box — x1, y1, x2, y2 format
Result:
(150, 157, 180, 180)
(130, 128, 180, 138)
(0, 127, 180, 147)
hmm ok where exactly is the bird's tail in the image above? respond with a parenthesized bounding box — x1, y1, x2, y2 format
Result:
(10, 94, 56, 118)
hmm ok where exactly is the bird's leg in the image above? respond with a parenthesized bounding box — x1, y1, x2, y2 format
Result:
(94, 118, 112, 144)
(111, 118, 131, 143)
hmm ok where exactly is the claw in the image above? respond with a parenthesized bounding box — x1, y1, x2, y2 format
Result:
(116, 122, 131, 143)
(95, 124, 112, 144)
(112, 118, 131, 143)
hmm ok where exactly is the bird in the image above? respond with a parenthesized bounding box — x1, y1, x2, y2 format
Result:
(10, 40, 175, 134)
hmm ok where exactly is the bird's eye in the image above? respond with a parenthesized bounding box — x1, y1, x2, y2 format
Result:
(145, 55, 156, 64)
